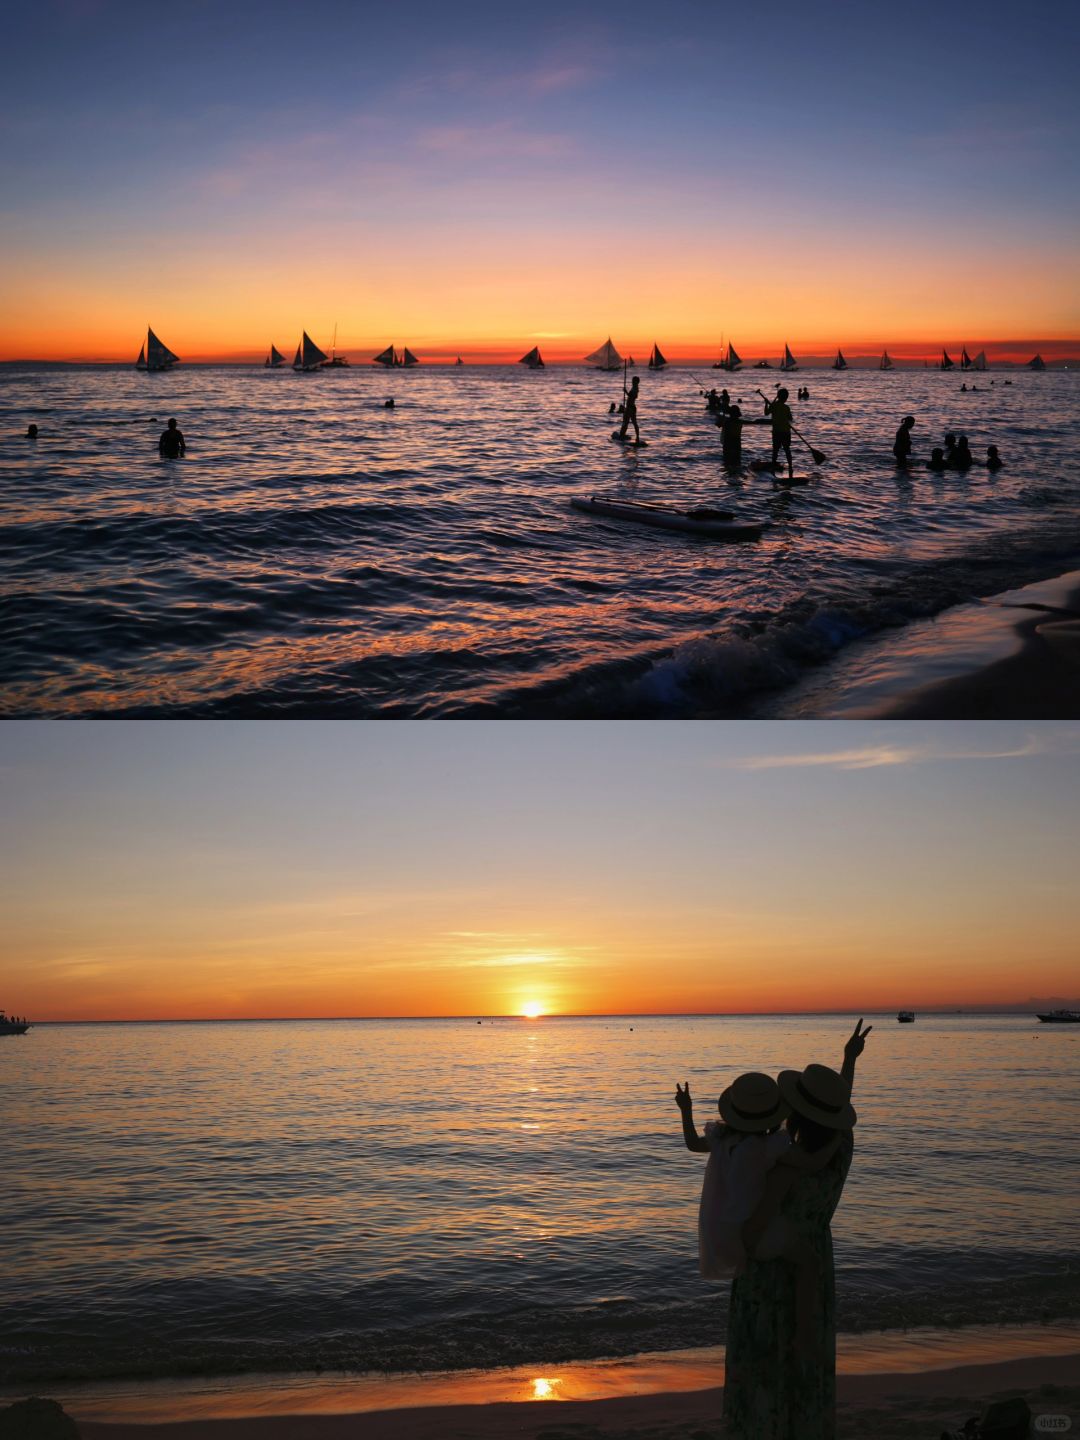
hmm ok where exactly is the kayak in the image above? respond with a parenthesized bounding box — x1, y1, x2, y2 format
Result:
(571, 495, 768, 540)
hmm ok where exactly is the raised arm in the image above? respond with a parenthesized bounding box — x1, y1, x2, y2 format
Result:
(675, 1082, 709, 1153)
(841, 1017, 872, 1093)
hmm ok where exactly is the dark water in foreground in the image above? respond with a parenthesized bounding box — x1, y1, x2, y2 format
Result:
(2, 1014, 1077, 1384)
(1, 366, 1078, 717)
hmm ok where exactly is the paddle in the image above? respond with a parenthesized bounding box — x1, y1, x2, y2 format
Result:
(756, 388, 827, 464)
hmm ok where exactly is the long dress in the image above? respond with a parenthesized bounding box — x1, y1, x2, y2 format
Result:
(723, 1132, 854, 1440)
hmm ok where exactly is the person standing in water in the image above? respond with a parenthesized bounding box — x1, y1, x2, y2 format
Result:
(893, 415, 916, 465)
(619, 375, 641, 443)
(718, 405, 769, 472)
(158, 417, 186, 459)
(764, 387, 794, 477)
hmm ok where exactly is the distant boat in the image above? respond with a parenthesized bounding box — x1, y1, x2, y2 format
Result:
(519, 346, 545, 369)
(0, 1013, 30, 1036)
(293, 331, 329, 372)
(897, 1011, 915, 1024)
(714, 342, 742, 371)
(879, 350, 893, 370)
(832, 349, 847, 371)
(1036, 1009, 1080, 1023)
(585, 337, 623, 371)
(372, 345, 419, 368)
(626, 356, 636, 369)
(753, 360, 772, 369)
(265, 345, 286, 369)
(1029, 354, 1047, 370)
(454, 356, 464, 366)
(779, 344, 798, 371)
(973, 351, 988, 371)
(648, 343, 667, 370)
(960, 347, 972, 370)
(136, 327, 180, 372)
(940, 349, 955, 370)
(324, 323, 349, 368)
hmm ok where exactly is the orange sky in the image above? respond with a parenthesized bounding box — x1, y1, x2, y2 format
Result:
(3, 723, 1078, 1021)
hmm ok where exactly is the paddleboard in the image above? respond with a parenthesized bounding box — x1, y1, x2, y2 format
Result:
(773, 476, 810, 487)
(610, 432, 649, 447)
(571, 495, 766, 540)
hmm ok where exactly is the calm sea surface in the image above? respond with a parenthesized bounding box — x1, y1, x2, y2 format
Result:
(2, 1014, 1077, 1384)
(1, 366, 1078, 717)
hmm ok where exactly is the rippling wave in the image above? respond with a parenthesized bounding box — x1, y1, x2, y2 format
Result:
(1, 366, 1077, 716)
(1, 1014, 1076, 1383)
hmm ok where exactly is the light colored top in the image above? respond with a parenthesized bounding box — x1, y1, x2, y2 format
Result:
(698, 1121, 791, 1279)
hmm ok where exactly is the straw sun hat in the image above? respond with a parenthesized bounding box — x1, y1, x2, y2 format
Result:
(777, 1063, 856, 1130)
(718, 1071, 789, 1133)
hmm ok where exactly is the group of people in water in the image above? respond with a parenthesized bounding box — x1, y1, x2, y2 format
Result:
(892, 417, 1004, 471)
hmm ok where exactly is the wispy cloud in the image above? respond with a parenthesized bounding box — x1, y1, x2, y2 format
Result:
(415, 121, 574, 162)
(728, 731, 1078, 772)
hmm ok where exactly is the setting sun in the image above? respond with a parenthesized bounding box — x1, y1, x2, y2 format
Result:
(521, 1002, 545, 1019)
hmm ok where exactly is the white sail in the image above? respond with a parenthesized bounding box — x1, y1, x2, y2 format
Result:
(402, 347, 419, 367)
(879, 350, 893, 370)
(146, 327, 179, 370)
(780, 344, 797, 370)
(372, 344, 396, 367)
(832, 349, 847, 370)
(584, 337, 622, 370)
(135, 343, 147, 370)
(973, 351, 987, 371)
(648, 343, 667, 369)
(519, 346, 545, 368)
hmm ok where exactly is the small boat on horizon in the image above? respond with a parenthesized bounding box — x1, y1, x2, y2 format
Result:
(454, 356, 464, 366)
(714, 342, 742, 371)
(1029, 353, 1047, 370)
(972, 351, 988, 371)
(879, 350, 893, 370)
(779, 344, 798, 371)
(897, 1011, 915, 1024)
(647, 343, 667, 370)
(960, 347, 973, 370)
(519, 346, 545, 369)
(940, 349, 955, 370)
(136, 328, 180, 372)
(832, 349, 847, 370)
(265, 344, 286, 369)
(373, 345, 419, 368)
(1036, 1009, 1080, 1023)
(0, 1011, 30, 1036)
(293, 332, 330, 372)
(584, 338, 623, 371)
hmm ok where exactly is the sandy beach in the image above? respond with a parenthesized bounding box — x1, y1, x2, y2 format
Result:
(20, 1330, 1072, 1440)
(60, 1351, 1080, 1440)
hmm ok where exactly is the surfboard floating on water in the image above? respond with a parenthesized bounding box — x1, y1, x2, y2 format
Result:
(571, 495, 768, 540)
(611, 431, 649, 447)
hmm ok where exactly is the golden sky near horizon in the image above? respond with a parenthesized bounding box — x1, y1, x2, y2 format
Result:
(3, 723, 1078, 1020)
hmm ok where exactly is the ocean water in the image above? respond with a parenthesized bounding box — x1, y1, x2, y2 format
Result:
(2, 1013, 1077, 1385)
(1, 365, 1078, 718)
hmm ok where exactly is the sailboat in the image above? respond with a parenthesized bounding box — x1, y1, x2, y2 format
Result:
(879, 350, 893, 370)
(973, 351, 988, 371)
(779, 344, 798, 371)
(519, 346, 545, 369)
(293, 331, 329, 372)
(832, 349, 847, 370)
(136, 327, 180, 372)
(454, 356, 464, 366)
(1029, 354, 1047, 370)
(372, 345, 420, 368)
(940, 349, 955, 370)
(714, 342, 742, 371)
(584, 337, 623, 371)
(647, 343, 668, 370)
(325, 323, 349, 368)
(960, 347, 972, 370)
(265, 345, 286, 369)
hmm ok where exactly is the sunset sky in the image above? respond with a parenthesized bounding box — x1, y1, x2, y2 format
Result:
(2, 721, 1078, 1020)
(1, 0, 1078, 362)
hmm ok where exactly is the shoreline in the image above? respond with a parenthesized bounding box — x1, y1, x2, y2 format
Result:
(766, 568, 1080, 719)
(9, 1325, 1077, 1436)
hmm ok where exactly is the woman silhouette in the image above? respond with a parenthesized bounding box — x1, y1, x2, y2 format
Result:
(723, 1018, 872, 1440)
